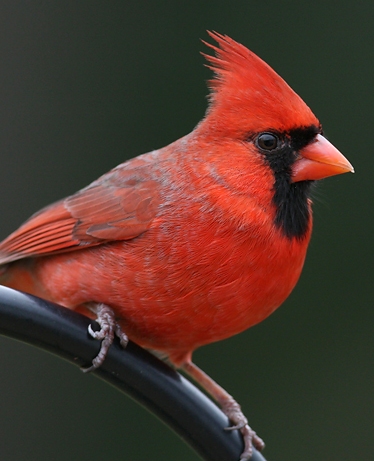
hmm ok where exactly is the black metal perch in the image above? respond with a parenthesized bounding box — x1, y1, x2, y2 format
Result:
(0, 285, 267, 461)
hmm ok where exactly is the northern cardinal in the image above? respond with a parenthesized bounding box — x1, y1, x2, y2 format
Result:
(0, 32, 353, 460)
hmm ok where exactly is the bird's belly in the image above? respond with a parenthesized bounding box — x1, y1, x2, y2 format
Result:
(29, 231, 308, 355)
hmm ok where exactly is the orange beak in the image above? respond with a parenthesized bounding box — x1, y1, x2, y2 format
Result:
(291, 134, 354, 183)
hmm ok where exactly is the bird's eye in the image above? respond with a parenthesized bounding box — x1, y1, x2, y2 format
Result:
(256, 133, 279, 151)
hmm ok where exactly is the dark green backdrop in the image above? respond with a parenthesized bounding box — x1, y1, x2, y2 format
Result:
(0, 2, 371, 460)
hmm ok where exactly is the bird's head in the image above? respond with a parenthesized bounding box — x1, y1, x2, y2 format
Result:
(196, 32, 353, 239)
(198, 31, 353, 183)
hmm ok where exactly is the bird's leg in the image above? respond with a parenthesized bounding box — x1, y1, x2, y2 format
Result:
(81, 303, 128, 373)
(181, 361, 265, 461)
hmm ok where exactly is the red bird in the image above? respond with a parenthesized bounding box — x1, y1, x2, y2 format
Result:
(0, 32, 353, 460)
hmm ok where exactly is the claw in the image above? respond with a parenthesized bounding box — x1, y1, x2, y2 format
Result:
(81, 303, 128, 373)
(224, 421, 247, 431)
(87, 323, 98, 338)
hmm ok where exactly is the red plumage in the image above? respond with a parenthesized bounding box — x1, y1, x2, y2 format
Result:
(0, 32, 353, 460)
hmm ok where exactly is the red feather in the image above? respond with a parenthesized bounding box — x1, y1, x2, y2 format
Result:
(0, 32, 353, 460)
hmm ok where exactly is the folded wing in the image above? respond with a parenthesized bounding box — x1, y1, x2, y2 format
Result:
(0, 168, 160, 264)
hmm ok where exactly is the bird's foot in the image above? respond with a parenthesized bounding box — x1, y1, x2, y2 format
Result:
(81, 303, 128, 373)
(180, 361, 264, 461)
(221, 396, 265, 461)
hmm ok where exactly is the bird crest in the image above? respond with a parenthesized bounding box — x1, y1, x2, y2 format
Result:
(201, 31, 318, 134)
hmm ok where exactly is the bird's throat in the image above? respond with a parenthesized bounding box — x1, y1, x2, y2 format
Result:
(272, 179, 313, 239)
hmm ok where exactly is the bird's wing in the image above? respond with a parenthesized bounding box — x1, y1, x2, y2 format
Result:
(0, 167, 160, 264)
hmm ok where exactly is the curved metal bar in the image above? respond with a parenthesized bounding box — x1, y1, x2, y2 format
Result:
(0, 285, 267, 461)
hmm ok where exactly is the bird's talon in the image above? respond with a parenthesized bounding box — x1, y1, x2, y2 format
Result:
(220, 398, 263, 459)
(224, 425, 236, 431)
(81, 364, 96, 374)
(87, 323, 97, 338)
(81, 303, 128, 371)
(224, 421, 247, 431)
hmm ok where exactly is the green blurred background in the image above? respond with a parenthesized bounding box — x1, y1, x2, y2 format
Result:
(0, 2, 372, 460)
